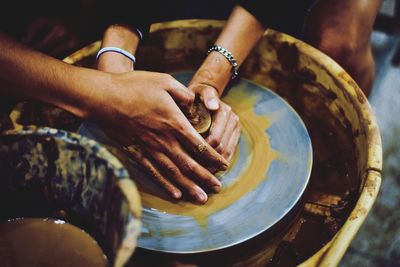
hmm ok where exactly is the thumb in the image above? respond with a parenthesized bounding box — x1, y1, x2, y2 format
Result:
(201, 86, 220, 111)
(165, 78, 195, 108)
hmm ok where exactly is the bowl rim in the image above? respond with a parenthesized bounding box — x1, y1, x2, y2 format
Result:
(0, 126, 142, 267)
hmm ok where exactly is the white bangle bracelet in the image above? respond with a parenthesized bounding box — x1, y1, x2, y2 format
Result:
(96, 46, 136, 63)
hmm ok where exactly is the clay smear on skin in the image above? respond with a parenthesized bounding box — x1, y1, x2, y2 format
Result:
(140, 86, 277, 226)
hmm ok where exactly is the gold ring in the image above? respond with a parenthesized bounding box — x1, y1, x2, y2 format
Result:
(197, 142, 207, 153)
(123, 144, 143, 158)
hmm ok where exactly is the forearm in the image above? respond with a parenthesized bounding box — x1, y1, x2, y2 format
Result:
(0, 32, 109, 119)
(192, 5, 266, 95)
(97, 24, 140, 73)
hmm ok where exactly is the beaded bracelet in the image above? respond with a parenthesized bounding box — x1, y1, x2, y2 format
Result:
(207, 45, 239, 79)
(96, 46, 136, 63)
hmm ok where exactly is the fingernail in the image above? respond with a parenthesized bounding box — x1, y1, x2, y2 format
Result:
(220, 161, 229, 171)
(208, 167, 217, 173)
(197, 191, 208, 203)
(172, 190, 182, 199)
(212, 185, 221, 193)
(207, 99, 219, 110)
(213, 178, 222, 187)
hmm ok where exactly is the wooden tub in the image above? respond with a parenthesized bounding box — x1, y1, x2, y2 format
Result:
(23, 19, 383, 266)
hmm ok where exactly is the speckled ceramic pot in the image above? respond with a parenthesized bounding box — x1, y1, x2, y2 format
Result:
(0, 126, 141, 267)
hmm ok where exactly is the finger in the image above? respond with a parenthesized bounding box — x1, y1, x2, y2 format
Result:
(206, 103, 230, 148)
(104, 130, 183, 199)
(138, 130, 222, 191)
(50, 37, 79, 59)
(168, 141, 221, 193)
(199, 86, 219, 111)
(124, 145, 182, 200)
(225, 124, 241, 163)
(33, 25, 66, 52)
(150, 150, 208, 204)
(173, 115, 229, 171)
(216, 112, 239, 156)
(162, 74, 195, 108)
(22, 17, 49, 44)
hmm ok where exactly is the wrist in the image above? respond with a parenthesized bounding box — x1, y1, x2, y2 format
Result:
(102, 24, 140, 53)
(207, 45, 239, 79)
(97, 51, 134, 73)
(61, 68, 114, 121)
(191, 52, 232, 96)
(98, 24, 140, 73)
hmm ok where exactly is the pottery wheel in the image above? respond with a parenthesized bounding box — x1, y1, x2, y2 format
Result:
(78, 72, 312, 253)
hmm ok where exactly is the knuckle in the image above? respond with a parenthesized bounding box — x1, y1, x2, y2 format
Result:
(181, 94, 193, 106)
(188, 83, 201, 93)
(158, 177, 171, 188)
(207, 135, 220, 147)
(161, 73, 174, 84)
(170, 118, 186, 133)
(224, 105, 232, 113)
(201, 172, 213, 183)
(216, 143, 224, 154)
(187, 188, 200, 198)
(148, 167, 161, 179)
(182, 160, 195, 174)
(166, 165, 180, 176)
(176, 153, 193, 172)
(233, 114, 240, 125)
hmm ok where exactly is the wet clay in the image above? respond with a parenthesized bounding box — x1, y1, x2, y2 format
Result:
(139, 87, 277, 226)
(187, 96, 212, 134)
(0, 218, 107, 267)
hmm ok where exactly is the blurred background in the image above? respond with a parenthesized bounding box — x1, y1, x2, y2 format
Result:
(342, 0, 400, 266)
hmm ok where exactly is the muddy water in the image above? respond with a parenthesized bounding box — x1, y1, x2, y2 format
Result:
(139, 86, 277, 226)
(0, 218, 107, 267)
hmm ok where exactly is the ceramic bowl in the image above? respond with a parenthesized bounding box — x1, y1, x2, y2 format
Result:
(0, 126, 141, 267)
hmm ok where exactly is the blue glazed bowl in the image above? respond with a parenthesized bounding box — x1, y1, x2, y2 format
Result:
(0, 126, 141, 267)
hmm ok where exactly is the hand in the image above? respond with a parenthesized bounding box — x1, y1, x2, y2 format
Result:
(22, 16, 79, 59)
(91, 71, 229, 204)
(188, 81, 240, 163)
(95, 26, 228, 203)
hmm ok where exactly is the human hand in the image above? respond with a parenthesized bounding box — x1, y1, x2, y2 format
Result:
(22, 16, 79, 59)
(188, 80, 240, 163)
(91, 71, 229, 204)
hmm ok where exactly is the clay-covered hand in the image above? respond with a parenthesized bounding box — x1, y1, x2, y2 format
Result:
(188, 81, 240, 163)
(93, 71, 229, 204)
